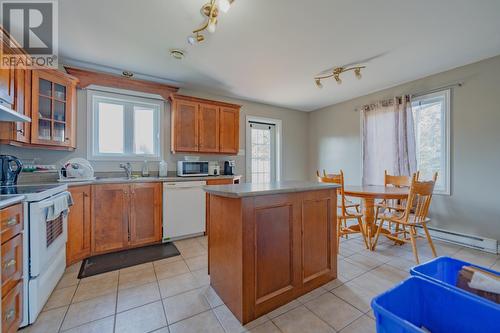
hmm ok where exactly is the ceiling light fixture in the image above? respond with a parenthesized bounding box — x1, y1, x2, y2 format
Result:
(188, 0, 235, 45)
(314, 65, 366, 88)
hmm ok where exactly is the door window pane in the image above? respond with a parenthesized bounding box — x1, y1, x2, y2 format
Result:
(134, 107, 155, 155)
(98, 102, 124, 154)
(249, 123, 276, 184)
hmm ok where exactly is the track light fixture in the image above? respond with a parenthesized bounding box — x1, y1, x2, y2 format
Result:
(188, 0, 235, 45)
(314, 65, 366, 88)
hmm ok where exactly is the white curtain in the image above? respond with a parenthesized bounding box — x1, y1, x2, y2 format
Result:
(362, 96, 417, 185)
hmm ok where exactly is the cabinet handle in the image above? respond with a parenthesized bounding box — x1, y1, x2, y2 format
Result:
(5, 308, 15, 321)
(6, 218, 17, 226)
(4, 259, 16, 269)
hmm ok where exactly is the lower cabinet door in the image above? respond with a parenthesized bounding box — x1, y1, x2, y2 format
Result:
(92, 184, 130, 254)
(2, 282, 22, 333)
(129, 183, 162, 247)
(66, 186, 91, 265)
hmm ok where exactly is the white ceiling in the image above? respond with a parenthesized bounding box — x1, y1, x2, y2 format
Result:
(59, 0, 500, 111)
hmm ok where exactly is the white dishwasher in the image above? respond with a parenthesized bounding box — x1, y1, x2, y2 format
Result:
(163, 181, 206, 242)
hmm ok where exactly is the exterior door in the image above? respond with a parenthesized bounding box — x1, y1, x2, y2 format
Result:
(129, 183, 162, 247)
(248, 121, 277, 184)
(67, 186, 91, 265)
(92, 184, 129, 254)
(219, 107, 239, 154)
(198, 103, 220, 152)
(173, 100, 199, 152)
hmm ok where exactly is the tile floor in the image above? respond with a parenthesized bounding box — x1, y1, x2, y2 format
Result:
(19, 234, 499, 333)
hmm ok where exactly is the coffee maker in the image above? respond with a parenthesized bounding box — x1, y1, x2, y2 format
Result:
(0, 155, 23, 186)
(223, 160, 235, 176)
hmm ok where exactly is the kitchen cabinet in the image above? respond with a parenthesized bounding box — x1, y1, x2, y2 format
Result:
(66, 186, 91, 265)
(92, 184, 130, 254)
(0, 203, 23, 333)
(31, 70, 78, 148)
(129, 183, 162, 247)
(207, 188, 337, 324)
(219, 107, 240, 154)
(0, 28, 78, 150)
(199, 103, 220, 153)
(91, 182, 162, 256)
(170, 94, 241, 154)
(0, 37, 15, 106)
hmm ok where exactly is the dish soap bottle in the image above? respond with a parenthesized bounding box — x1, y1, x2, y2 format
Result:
(141, 160, 149, 177)
(159, 160, 168, 177)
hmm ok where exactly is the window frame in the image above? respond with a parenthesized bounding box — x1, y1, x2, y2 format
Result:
(87, 89, 164, 161)
(245, 116, 282, 183)
(411, 89, 451, 195)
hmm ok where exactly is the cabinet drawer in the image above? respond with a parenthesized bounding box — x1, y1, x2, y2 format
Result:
(206, 178, 234, 185)
(2, 281, 22, 333)
(0, 204, 23, 244)
(2, 234, 23, 297)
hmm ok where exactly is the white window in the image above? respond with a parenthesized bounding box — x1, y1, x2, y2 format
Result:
(88, 90, 162, 161)
(411, 89, 451, 194)
(246, 117, 282, 184)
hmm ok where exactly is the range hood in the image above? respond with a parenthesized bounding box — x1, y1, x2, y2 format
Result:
(0, 103, 31, 122)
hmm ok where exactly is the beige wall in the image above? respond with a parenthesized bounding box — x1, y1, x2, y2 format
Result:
(0, 87, 309, 182)
(308, 55, 500, 241)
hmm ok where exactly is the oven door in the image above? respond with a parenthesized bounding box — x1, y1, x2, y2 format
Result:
(29, 193, 68, 278)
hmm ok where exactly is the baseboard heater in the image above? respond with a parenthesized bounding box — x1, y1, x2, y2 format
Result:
(415, 225, 498, 254)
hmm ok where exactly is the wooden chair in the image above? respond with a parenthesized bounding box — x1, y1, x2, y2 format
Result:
(317, 171, 369, 252)
(317, 170, 360, 213)
(371, 173, 438, 263)
(375, 171, 416, 240)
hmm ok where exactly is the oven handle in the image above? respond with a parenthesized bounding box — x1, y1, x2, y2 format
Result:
(38, 191, 72, 209)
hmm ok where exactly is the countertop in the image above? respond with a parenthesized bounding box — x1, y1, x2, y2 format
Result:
(203, 181, 340, 198)
(21, 175, 242, 187)
(0, 195, 26, 209)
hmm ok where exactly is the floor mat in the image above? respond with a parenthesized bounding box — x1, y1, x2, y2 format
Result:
(78, 242, 180, 279)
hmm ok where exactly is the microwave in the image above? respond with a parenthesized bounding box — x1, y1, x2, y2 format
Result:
(177, 161, 209, 177)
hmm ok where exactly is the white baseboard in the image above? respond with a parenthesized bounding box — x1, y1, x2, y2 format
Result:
(415, 225, 498, 254)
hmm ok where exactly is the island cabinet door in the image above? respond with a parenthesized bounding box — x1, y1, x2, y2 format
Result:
(245, 194, 302, 318)
(129, 183, 162, 247)
(91, 184, 130, 254)
(300, 190, 337, 288)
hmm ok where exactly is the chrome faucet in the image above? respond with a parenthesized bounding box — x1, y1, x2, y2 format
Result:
(119, 162, 132, 179)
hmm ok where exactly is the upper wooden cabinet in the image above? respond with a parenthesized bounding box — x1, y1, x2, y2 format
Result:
(199, 103, 220, 153)
(170, 94, 241, 154)
(219, 107, 240, 155)
(173, 99, 199, 152)
(31, 70, 78, 148)
(0, 28, 78, 150)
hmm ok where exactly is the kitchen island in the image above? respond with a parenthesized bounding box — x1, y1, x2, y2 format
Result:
(204, 181, 340, 324)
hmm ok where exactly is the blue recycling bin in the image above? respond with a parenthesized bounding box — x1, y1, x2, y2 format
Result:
(371, 276, 500, 333)
(410, 256, 499, 303)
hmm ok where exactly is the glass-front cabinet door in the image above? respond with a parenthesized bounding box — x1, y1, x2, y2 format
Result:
(31, 70, 77, 148)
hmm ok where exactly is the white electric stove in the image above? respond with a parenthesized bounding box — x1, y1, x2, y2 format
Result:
(1, 184, 70, 327)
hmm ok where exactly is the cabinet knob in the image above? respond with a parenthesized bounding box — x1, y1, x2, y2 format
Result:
(5, 308, 15, 321)
(4, 259, 16, 269)
(6, 218, 17, 226)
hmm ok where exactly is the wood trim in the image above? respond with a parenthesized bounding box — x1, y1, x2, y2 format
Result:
(65, 66, 178, 100)
(170, 94, 241, 109)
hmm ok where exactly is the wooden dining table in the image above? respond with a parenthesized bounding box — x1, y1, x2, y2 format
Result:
(343, 185, 409, 250)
